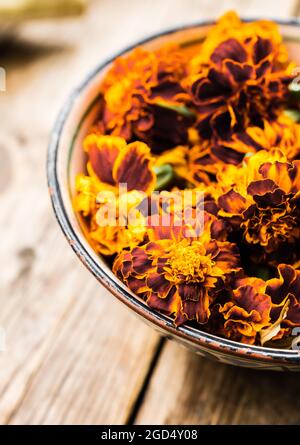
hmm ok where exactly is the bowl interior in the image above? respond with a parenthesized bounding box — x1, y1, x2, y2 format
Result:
(51, 20, 300, 365)
(57, 23, 216, 299)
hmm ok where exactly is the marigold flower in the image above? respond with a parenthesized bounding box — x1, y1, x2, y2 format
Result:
(184, 12, 294, 139)
(84, 134, 156, 194)
(212, 113, 300, 165)
(266, 264, 300, 329)
(188, 11, 289, 70)
(73, 174, 102, 217)
(216, 272, 300, 345)
(100, 45, 193, 151)
(155, 113, 300, 184)
(183, 142, 222, 184)
(89, 216, 146, 257)
(75, 186, 148, 256)
(154, 142, 221, 186)
(113, 213, 241, 325)
(219, 279, 272, 344)
(217, 149, 300, 259)
(147, 192, 230, 242)
(74, 135, 156, 255)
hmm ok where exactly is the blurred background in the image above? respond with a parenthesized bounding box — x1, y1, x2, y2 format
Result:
(1, 0, 300, 425)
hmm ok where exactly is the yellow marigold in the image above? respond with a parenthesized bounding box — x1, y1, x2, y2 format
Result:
(88, 190, 148, 256)
(75, 183, 148, 256)
(155, 112, 300, 184)
(216, 148, 287, 194)
(74, 135, 157, 255)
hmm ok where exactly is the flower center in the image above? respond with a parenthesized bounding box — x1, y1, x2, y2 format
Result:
(167, 241, 215, 283)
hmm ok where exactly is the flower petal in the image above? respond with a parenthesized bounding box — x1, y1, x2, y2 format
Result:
(211, 38, 248, 64)
(146, 272, 172, 298)
(113, 141, 156, 193)
(84, 134, 125, 185)
(178, 283, 210, 324)
(218, 189, 248, 214)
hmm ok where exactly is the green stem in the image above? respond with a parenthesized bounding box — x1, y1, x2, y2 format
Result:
(154, 164, 174, 190)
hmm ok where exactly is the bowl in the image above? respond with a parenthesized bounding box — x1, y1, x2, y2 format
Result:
(47, 18, 300, 371)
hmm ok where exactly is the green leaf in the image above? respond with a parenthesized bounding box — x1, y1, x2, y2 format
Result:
(254, 266, 270, 281)
(154, 164, 174, 190)
(155, 101, 196, 119)
(179, 36, 206, 48)
(246, 264, 271, 281)
(284, 109, 300, 123)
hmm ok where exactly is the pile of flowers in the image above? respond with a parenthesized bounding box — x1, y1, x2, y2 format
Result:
(74, 12, 300, 347)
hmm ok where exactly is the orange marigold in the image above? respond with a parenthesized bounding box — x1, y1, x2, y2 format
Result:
(113, 213, 241, 325)
(217, 149, 300, 262)
(219, 278, 272, 344)
(184, 12, 294, 140)
(212, 113, 300, 165)
(100, 45, 194, 152)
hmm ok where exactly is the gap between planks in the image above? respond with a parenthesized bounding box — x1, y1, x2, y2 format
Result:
(126, 338, 166, 425)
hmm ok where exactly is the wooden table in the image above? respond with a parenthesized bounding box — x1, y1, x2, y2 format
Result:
(1, 0, 300, 425)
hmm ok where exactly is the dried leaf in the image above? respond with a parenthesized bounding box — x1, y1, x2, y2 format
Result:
(260, 298, 290, 346)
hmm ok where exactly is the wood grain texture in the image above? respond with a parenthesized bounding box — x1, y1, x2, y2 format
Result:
(0, 0, 299, 425)
(135, 342, 300, 425)
(7, 279, 159, 425)
(0, 0, 170, 425)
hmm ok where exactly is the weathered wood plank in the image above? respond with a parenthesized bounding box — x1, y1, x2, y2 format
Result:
(7, 280, 159, 425)
(135, 342, 300, 425)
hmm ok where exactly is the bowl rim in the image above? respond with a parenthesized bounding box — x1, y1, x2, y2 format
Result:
(47, 17, 300, 365)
